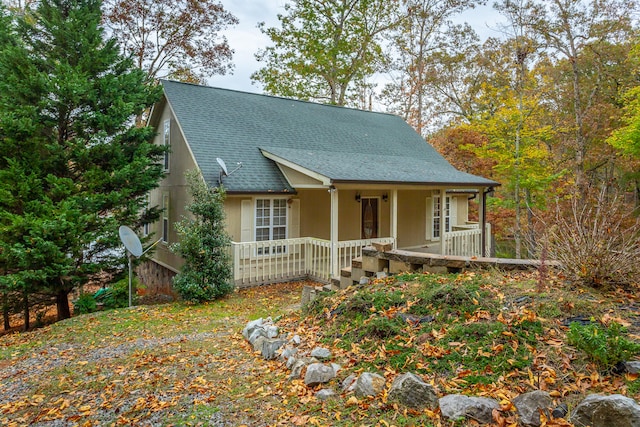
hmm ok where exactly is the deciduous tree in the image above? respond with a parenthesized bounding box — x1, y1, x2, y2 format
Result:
(252, 0, 401, 106)
(381, 0, 481, 135)
(103, 0, 238, 83)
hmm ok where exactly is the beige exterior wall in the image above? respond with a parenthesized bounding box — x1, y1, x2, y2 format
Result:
(224, 196, 244, 242)
(147, 103, 198, 272)
(145, 100, 481, 273)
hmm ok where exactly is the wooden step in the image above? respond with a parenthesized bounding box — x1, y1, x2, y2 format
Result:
(351, 256, 362, 269)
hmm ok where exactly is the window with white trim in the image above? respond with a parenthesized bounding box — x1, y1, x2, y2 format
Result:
(432, 193, 451, 240)
(143, 194, 150, 236)
(255, 198, 287, 254)
(162, 193, 169, 243)
(163, 119, 170, 172)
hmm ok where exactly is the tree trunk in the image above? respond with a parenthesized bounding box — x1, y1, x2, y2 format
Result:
(56, 290, 71, 320)
(2, 293, 10, 331)
(23, 290, 29, 332)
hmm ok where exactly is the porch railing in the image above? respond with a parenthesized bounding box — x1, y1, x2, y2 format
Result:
(444, 223, 492, 257)
(231, 237, 395, 286)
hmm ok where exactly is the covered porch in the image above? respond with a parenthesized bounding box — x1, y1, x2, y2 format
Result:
(229, 184, 493, 286)
(225, 148, 498, 287)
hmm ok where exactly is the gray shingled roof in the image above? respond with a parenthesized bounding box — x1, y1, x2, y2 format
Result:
(161, 80, 499, 193)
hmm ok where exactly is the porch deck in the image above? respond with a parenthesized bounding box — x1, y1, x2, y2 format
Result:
(230, 225, 491, 286)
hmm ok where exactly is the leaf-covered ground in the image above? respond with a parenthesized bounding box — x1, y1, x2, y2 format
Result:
(1, 272, 640, 426)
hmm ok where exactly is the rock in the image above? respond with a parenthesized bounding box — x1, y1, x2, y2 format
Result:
(439, 394, 501, 425)
(342, 374, 357, 392)
(301, 286, 314, 305)
(310, 347, 332, 359)
(396, 313, 434, 325)
(248, 327, 267, 345)
(388, 372, 438, 410)
(330, 363, 341, 375)
(316, 388, 337, 401)
(304, 363, 337, 387)
(289, 359, 307, 380)
(513, 390, 553, 427)
(261, 339, 286, 360)
(353, 372, 386, 398)
(570, 394, 640, 427)
(290, 334, 301, 345)
(285, 355, 298, 369)
(552, 403, 568, 419)
(242, 318, 263, 340)
(279, 346, 298, 363)
(266, 325, 279, 338)
(251, 335, 267, 352)
(623, 361, 640, 374)
(359, 277, 370, 285)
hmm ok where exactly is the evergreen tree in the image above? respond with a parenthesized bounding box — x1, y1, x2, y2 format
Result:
(171, 171, 233, 303)
(0, 0, 164, 324)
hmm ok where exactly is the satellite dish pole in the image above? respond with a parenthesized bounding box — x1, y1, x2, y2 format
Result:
(118, 225, 161, 307)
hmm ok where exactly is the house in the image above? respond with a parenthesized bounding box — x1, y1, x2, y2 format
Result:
(138, 80, 499, 291)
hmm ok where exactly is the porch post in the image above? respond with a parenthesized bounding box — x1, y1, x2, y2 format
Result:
(479, 187, 486, 257)
(330, 186, 339, 279)
(390, 189, 398, 248)
(439, 188, 446, 255)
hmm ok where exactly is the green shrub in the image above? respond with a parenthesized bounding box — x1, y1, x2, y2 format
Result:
(73, 293, 97, 314)
(171, 171, 234, 303)
(95, 278, 140, 309)
(567, 322, 640, 370)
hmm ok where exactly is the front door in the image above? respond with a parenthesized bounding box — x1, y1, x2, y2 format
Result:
(361, 197, 379, 239)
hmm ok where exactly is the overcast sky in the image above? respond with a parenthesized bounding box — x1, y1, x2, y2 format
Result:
(208, 1, 504, 94)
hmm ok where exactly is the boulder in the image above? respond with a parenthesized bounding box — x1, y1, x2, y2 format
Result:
(570, 394, 640, 427)
(251, 335, 267, 352)
(266, 325, 279, 338)
(388, 372, 438, 410)
(439, 394, 501, 425)
(624, 361, 640, 374)
(278, 346, 297, 363)
(261, 339, 287, 360)
(242, 318, 264, 339)
(304, 363, 337, 387)
(248, 327, 267, 345)
(342, 374, 357, 392)
(289, 334, 302, 345)
(316, 388, 337, 401)
(353, 372, 386, 398)
(513, 390, 553, 427)
(310, 347, 332, 359)
(289, 359, 307, 380)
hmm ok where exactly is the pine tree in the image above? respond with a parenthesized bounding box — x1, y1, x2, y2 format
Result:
(0, 0, 164, 325)
(171, 171, 233, 303)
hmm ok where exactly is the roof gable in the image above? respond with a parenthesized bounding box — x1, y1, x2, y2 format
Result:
(160, 80, 498, 192)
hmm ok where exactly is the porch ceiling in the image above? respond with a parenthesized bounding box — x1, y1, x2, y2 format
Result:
(260, 146, 500, 188)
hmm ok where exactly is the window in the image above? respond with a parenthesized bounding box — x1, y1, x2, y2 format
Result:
(432, 193, 451, 240)
(163, 119, 170, 172)
(143, 194, 150, 237)
(255, 198, 287, 255)
(162, 193, 169, 243)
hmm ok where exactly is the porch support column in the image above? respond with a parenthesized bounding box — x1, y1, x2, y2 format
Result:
(439, 188, 446, 256)
(479, 187, 486, 257)
(390, 190, 398, 248)
(330, 186, 339, 279)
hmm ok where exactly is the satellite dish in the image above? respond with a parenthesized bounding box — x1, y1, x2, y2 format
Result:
(119, 225, 143, 257)
(216, 157, 228, 177)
